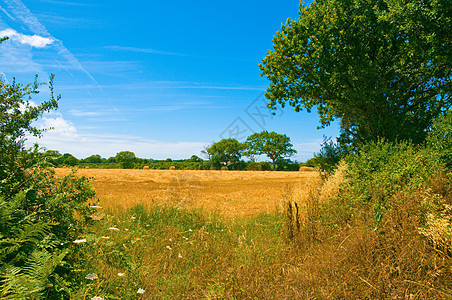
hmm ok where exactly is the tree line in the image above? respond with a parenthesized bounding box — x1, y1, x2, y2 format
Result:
(44, 131, 306, 171)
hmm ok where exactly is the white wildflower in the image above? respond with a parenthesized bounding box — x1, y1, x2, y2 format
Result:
(166, 245, 172, 250)
(131, 216, 136, 220)
(178, 253, 183, 258)
(90, 205, 103, 209)
(188, 229, 192, 232)
(108, 227, 119, 231)
(85, 273, 98, 280)
(91, 297, 103, 300)
(73, 239, 87, 244)
(101, 236, 110, 239)
(137, 288, 145, 294)
(117, 272, 125, 277)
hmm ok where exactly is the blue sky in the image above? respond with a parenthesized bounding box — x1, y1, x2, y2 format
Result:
(0, 0, 339, 161)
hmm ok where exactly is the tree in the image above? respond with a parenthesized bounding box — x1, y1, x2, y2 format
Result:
(260, 0, 451, 145)
(314, 136, 351, 174)
(206, 138, 245, 169)
(84, 154, 102, 164)
(190, 155, 202, 162)
(245, 131, 296, 170)
(115, 151, 136, 169)
(0, 75, 95, 298)
(60, 153, 79, 166)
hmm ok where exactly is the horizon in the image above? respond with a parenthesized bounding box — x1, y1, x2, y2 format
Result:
(0, 0, 340, 162)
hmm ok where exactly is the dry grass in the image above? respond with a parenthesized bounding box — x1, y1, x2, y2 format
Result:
(54, 168, 320, 218)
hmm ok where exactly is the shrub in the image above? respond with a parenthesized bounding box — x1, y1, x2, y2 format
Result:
(287, 138, 452, 298)
(0, 76, 96, 298)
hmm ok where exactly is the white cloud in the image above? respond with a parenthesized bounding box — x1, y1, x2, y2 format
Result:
(26, 116, 206, 159)
(40, 113, 81, 140)
(0, 28, 53, 48)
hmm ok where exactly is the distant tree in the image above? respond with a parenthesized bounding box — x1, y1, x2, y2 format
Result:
(84, 154, 102, 164)
(260, 0, 452, 146)
(190, 155, 202, 162)
(43, 150, 62, 166)
(60, 153, 78, 166)
(314, 137, 349, 174)
(115, 151, 136, 169)
(245, 131, 296, 170)
(206, 138, 245, 169)
(244, 138, 260, 162)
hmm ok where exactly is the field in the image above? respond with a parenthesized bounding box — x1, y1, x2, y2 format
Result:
(52, 168, 323, 299)
(53, 165, 451, 299)
(55, 168, 320, 217)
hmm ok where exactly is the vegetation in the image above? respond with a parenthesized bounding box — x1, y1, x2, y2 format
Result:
(1, 0, 451, 297)
(260, 0, 451, 146)
(284, 124, 452, 298)
(0, 76, 96, 298)
(115, 151, 137, 169)
(245, 131, 296, 170)
(44, 132, 303, 171)
(203, 138, 246, 169)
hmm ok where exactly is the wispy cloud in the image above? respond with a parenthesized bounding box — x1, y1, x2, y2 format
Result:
(27, 128, 207, 159)
(35, 14, 102, 27)
(33, 0, 99, 7)
(0, 5, 15, 20)
(56, 80, 265, 92)
(0, 28, 53, 48)
(105, 45, 190, 57)
(2, 0, 119, 112)
(2, 0, 105, 92)
(105, 45, 258, 62)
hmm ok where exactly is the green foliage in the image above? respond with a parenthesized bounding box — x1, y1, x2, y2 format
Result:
(205, 138, 245, 169)
(314, 136, 351, 174)
(0, 76, 96, 298)
(426, 110, 452, 168)
(83, 154, 102, 164)
(115, 151, 136, 169)
(245, 131, 296, 170)
(260, 0, 451, 145)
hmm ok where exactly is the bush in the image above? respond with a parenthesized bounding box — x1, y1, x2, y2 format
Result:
(287, 137, 452, 298)
(0, 76, 96, 299)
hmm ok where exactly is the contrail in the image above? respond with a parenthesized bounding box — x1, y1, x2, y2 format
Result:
(2, 0, 119, 112)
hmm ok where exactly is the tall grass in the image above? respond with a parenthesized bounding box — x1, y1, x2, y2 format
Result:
(285, 140, 452, 299)
(71, 204, 298, 299)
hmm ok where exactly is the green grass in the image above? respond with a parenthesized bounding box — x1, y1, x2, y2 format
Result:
(71, 204, 290, 299)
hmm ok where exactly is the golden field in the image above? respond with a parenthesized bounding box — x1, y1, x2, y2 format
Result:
(54, 168, 320, 217)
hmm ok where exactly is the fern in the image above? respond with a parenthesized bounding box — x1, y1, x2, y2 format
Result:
(1, 249, 68, 299)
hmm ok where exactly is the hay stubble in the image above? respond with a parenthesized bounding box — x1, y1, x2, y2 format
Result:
(55, 168, 320, 217)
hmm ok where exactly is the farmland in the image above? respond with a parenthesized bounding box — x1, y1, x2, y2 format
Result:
(55, 168, 320, 217)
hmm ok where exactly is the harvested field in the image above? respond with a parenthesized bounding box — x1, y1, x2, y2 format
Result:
(54, 168, 320, 217)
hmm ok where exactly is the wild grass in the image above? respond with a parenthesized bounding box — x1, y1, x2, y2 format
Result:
(60, 144, 452, 299)
(71, 204, 297, 299)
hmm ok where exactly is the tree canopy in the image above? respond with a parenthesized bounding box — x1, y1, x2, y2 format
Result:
(245, 131, 296, 170)
(260, 0, 451, 145)
(115, 151, 137, 169)
(205, 138, 245, 168)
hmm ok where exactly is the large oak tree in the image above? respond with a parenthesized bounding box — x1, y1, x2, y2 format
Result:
(260, 0, 451, 145)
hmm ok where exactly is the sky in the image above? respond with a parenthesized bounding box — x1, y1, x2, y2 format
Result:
(0, 0, 340, 162)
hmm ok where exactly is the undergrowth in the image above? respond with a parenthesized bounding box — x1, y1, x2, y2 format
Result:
(71, 204, 292, 299)
(286, 136, 452, 299)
